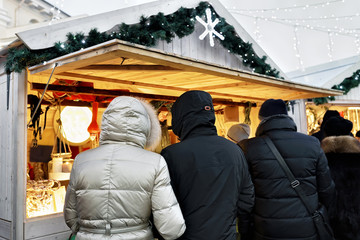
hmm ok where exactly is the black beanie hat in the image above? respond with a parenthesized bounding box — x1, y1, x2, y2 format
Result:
(259, 99, 288, 118)
(323, 116, 353, 137)
(322, 110, 340, 126)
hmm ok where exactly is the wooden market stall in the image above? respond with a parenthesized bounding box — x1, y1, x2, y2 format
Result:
(0, 0, 342, 239)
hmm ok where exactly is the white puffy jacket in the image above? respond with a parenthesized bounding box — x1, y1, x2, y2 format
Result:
(64, 97, 185, 240)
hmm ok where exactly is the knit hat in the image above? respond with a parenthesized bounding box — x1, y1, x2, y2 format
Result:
(258, 99, 288, 119)
(227, 123, 251, 143)
(323, 116, 353, 137)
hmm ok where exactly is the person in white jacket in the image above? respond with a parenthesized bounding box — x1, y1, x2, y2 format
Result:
(64, 96, 186, 240)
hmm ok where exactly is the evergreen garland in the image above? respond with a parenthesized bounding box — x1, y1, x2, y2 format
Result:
(312, 69, 360, 105)
(6, 1, 280, 79)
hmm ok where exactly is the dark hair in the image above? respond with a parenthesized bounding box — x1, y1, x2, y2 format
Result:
(356, 130, 360, 138)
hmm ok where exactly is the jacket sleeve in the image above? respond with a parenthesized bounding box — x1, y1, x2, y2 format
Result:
(151, 156, 186, 240)
(237, 153, 255, 240)
(316, 148, 336, 209)
(64, 161, 79, 233)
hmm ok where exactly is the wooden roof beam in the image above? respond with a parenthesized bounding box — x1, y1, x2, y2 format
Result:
(197, 82, 251, 90)
(78, 64, 182, 71)
(31, 83, 256, 107)
(52, 72, 265, 102)
(55, 72, 188, 92)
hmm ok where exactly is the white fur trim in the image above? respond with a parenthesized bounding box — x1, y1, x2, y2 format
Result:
(138, 99, 161, 151)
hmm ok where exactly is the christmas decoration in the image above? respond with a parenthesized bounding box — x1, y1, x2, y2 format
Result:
(243, 102, 252, 125)
(313, 68, 360, 105)
(332, 69, 360, 94)
(5, 2, 280, 79)
(196, 8, 224, 47)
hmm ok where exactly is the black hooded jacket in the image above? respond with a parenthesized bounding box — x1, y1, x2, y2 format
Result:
(239, 114, 335, 240)
(161, 91, 254, 240)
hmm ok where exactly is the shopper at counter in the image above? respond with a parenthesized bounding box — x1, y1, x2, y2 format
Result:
(239, 99, 335, 240)
(64, 96, 185, 240)
(161, 90, 254, 240)
(227, 123, 251, 143)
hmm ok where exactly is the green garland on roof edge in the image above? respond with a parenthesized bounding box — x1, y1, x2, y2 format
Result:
(5, 1, 280, 79)
(312, 69, 360, 105)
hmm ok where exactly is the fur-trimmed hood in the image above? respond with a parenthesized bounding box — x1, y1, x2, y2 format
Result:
(321, 135, 360, 154)
(100, 96, 161, 150)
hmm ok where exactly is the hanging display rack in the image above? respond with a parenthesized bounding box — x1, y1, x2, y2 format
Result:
(51, 100, 72, 159)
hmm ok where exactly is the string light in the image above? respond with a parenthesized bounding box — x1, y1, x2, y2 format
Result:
(327, 31, 335, 61)
(49, 0, 65, 25)
(251, 13, 360, 23)
(232, 12, 360, 37)
(254, 17, 262, 42)
(230, 0, 343, 14)
(293, 26, 304, 70)
(355, 35, 360, 54)
(229, 0, 360, 66)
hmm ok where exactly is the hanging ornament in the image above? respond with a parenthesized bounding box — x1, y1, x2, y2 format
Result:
(87, 102, 100, 148)
(196, 8, 225, 47)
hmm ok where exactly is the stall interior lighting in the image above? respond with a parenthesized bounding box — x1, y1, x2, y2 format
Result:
(60, 106, 92, 144)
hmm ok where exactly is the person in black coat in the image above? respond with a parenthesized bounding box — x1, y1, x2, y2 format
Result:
(160, 90, 254, 240)
(321, 116, 360, 240)
(239, 99, 335, 240)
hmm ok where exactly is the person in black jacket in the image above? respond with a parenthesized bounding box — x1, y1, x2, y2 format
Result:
(239, 99, 335, 240)
(160, 90, 254, 240)
(321, 116, 360, 240)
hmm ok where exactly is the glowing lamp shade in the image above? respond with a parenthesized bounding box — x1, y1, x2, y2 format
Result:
(87, 102, 100, 141)
(60, 106, 92, 144)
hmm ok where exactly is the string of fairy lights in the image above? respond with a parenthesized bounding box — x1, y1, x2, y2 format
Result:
(49, 0, 65, 25)
(228, 0, 360, 70)
(229, 0, 344, 13)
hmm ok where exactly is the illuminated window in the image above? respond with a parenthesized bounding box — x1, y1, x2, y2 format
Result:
(60, 106, 92, 144)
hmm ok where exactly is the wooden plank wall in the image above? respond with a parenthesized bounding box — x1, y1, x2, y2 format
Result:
(24, 215, 71, 240)
(155, 22, 250, 73)
(12, 71, 27, 240)
(0, 66, 14, 240)
(0, 68, 27, 239)
(0, 219, 11, 240)
(287, 100, 308, 134)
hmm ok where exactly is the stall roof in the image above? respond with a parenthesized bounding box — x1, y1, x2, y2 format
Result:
(28, 39, 342, 104)
(16, 0, 287, 78)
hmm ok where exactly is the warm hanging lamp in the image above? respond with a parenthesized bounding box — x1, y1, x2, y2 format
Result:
(87, 102, 100, 148)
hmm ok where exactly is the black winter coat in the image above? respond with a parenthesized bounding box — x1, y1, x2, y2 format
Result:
(161, 90, 254, 240)
(322, 136, 360, 240)
(239, 115, 335, 240)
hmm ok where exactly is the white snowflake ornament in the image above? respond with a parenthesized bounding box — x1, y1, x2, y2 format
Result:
(196, 8, 225, 47)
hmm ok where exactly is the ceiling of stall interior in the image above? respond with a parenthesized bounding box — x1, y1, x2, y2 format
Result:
(27, 40, 342, 106)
